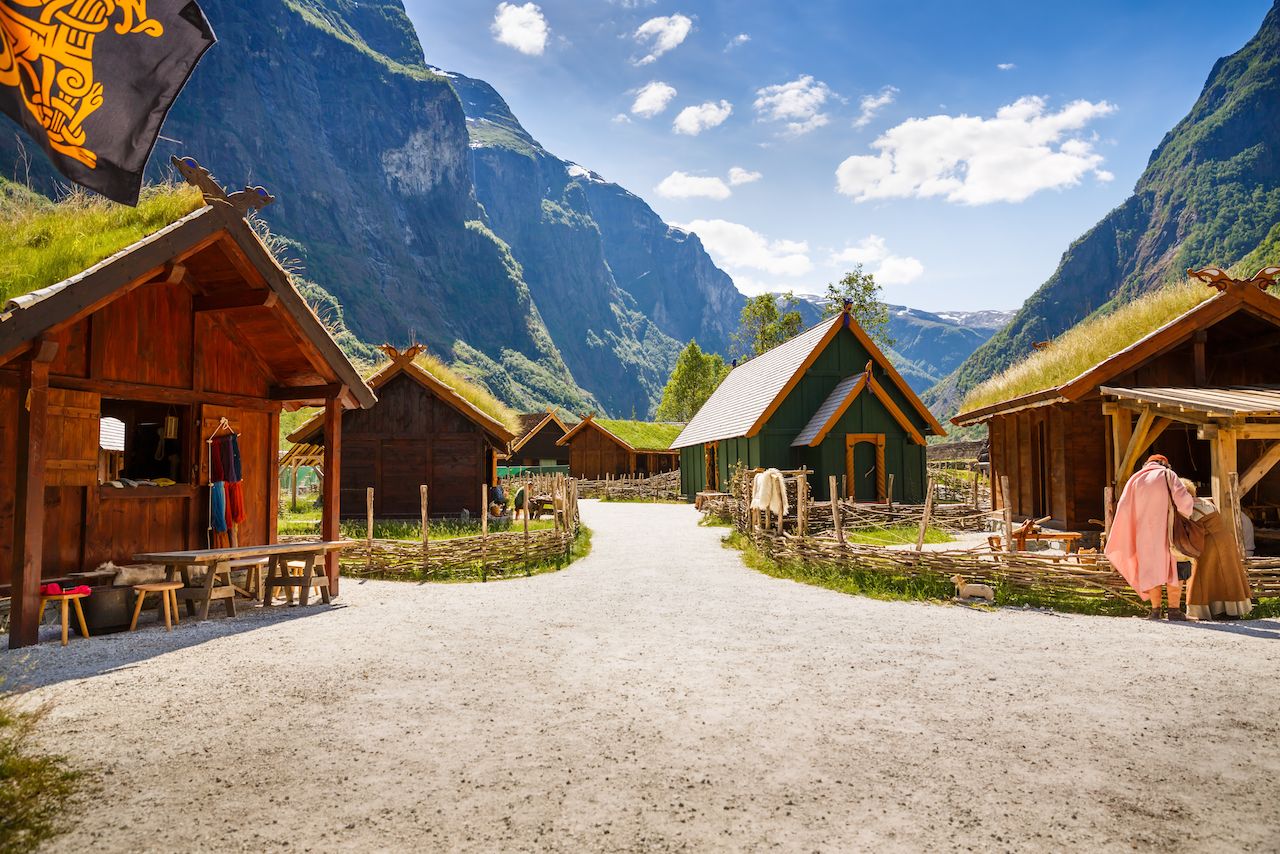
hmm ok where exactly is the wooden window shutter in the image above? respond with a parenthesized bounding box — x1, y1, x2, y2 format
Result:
(46, 388, 101, 486)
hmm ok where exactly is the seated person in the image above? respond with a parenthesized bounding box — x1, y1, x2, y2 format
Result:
(488, 483, 507, 518)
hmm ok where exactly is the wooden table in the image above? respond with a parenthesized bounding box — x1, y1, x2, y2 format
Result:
(133, 542, 349, 620)
(1013, 530, 1084, 553)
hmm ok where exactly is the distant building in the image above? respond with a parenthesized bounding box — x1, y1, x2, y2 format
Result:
(672, 306, 945, 502)
(556, 416, 682, 478)
(506, 409, 572, 468)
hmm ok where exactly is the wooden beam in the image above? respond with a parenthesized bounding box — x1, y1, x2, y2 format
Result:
(1116, 408, 1157, 487)
(321, 397, 342, 595)
(269, 383, 343, 401)
(1237, 424, 1280, 441)
(1110, 409, 1132, 487)
(1193, 329, 1207, 386)
(50, 375, 276, 412)
(1210, 428, 1239, 511)
(10, 342, 57, 648)
(1240, 441, 1280, 494)
(193, 289, 278, 312)
(268, 409, 280, 545)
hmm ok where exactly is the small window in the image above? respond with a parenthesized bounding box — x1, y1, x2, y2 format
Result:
(100, 400, 189, 484)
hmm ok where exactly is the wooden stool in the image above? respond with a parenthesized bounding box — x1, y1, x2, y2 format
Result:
(130, 582, 184, 632)
(40, 593, 90, 647)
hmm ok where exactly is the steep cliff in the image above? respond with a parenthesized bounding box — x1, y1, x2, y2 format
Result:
(930, 0, 1280, 416)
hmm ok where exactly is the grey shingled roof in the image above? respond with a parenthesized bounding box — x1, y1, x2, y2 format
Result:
(791, 373, 866, 447)
(672, 316, 838, 448)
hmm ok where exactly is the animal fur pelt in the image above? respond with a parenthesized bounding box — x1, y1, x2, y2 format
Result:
(751, 469, 789, 518)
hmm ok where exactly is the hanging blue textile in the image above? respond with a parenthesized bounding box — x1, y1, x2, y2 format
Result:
(209, 482, 228, 533)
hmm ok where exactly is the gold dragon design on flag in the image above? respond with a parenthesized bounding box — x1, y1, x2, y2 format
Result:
(0, 1, 164, 168)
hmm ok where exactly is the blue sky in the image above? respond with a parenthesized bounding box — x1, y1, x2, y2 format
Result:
(403, 0, 1272, 311)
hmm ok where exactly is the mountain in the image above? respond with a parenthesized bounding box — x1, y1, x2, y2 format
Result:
(928, 0, 1280, 417)
(0, 0, 741, 418)
(790, 296, 1012, 393)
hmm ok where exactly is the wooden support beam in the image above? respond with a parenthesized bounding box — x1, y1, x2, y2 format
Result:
(1193, 330, 1207, 386)
(193, 289, 278, 312)
(10, 341, 57, 649)
(1240, 441, 1280, 494)
(50, 375, 276, 412)
(269, 383, 343, 401)
(1210, 428, 1238, 511)
(1116, 407, 1157, 487)
(321, 397, 342, 595)
(1110, 409, 1132, 487)
(1236, 424, 1280, 441)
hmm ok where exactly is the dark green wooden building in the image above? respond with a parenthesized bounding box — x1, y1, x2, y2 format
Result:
(674, 307, 945, 502)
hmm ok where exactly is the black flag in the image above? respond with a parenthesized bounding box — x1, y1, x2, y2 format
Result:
(0, 1, 215, 205)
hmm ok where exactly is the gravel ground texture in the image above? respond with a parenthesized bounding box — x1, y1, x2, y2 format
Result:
(6, 499, 1280, 852)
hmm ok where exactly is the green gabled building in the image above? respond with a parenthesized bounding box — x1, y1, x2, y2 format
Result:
(673, 306, 946, 502)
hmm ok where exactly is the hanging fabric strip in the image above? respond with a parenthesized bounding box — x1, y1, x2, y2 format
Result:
(210, 482, 229, 532)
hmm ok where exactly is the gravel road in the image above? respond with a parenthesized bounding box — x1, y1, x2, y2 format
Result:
(6, 499, 1280, 852)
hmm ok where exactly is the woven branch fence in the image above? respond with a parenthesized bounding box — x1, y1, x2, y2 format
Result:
(717, 466, 1280, 606)
(575, 470, 681, 501)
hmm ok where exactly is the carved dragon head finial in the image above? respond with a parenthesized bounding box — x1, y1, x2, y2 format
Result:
(172, 156, 275, 217)
(378, 343, 427, 367)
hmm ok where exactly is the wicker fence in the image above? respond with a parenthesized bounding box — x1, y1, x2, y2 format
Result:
(554, 470, 680, 501)
(716, 466, 1280, 607)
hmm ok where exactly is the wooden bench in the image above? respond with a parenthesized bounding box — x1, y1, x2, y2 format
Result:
(133, 542, 349, 620)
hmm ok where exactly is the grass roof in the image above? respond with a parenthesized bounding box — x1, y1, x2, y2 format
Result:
(596, 418, 683, 451)
(0, 181, 205, 304)
(961, 279, 1216, 413)
(409, 352, 519, 435)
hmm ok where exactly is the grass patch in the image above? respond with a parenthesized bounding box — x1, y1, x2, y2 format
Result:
(845, 525, 951, 547)
(278, 505, 556, 540)
(722, 530, 1144, 617)
(961, 278, 1215, 412)
(594, 418, 683, 451)
(599, 496, 685, 504)
(0, 690, 86, 851)
(0, 182, 204, 303)
(410, 352, 519, 435)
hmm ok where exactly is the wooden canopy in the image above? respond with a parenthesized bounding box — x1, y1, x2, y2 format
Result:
(0, 203, 376, 412)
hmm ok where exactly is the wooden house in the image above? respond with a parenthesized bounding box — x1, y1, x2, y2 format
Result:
(951, 274, 1280, 534)
(506, 409, 572, 468)
(556, 416, 682, 479)
(0, 182, 375, 648)
(673, 306, 946, 502)
(288, 345, 517, 518)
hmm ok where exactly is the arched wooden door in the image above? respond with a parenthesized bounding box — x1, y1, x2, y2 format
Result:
(844, 434, 887, 502)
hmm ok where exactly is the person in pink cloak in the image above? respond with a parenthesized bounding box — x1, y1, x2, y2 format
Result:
(1104, 454, 1195, 620)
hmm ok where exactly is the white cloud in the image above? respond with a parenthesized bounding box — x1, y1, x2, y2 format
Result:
(673, 99, 732, 135)
(853, 85, 897, 129)
(997, 62, 1016, 71)
(678, 219, 812, 277)
(753, 75, 833, 137)
(634, 14, 692, 65)
(655, 171, 731, 200)
(830, 235, 924, 286)
(612, 113, 632, 124)
(491, 2, 549, 56)
(630, 81, 677, 118)
(835, 96, 1117, 205)
(726, 33, 750, 50)
(728, 166, 761, 186)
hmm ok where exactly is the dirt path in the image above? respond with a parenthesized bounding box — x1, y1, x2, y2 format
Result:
(7, 500, 1280, 852)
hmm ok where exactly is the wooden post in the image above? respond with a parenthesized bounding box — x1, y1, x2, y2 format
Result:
(480, 482, 489, 581)
(1001, 475, 1014, 553)
(366, 486, 374, 572)
(1228, 472, 1247, 561)
(523, 478, 532, 569)
(290, 462, 299, 511)
(886, 473, 895, 508)
(829, 475, 844, 546)
(427, 486, 437, 573)
(797, 473, 808, 537)
(1103, 486, 1114, 542)
(321, 397, 342, 595)
(10, 345, 54, 649)
(915, 477, 935, 552)
(971, 467, 980, 508)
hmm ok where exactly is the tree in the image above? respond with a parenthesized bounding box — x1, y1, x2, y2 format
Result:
(655, 341, 731, 421)
(822, 264, 894, 348)
(732, 292, 804, 359)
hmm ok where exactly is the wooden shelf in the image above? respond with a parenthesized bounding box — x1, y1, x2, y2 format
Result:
(98, 484, 198, 500)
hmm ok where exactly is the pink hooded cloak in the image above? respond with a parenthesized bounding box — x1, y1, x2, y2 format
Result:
(1105, 460, 1194, 600)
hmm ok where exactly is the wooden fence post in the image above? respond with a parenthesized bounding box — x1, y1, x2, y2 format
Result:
(1103, 486, 1114, 543)
(915, 477, 935, 552)
(420, 484, 429, 573)
(971, 467, 980, 508)
(366, 486, 374, 572)
(480, 483, 489, 581)
(1229, 472, 1247, 560)
(290, 462, 300, 511)
(886, 473, 895, 508)
(829, 475, 844, 546)
(797, 473, 808, 537)
(523, 478, 531, 573)
(1000, 475, 1014, 553)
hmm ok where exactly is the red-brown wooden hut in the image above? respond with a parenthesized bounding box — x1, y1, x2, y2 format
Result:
(952, 275, 1280, 537)
(556, 416, 682, 479)
(288, 345, 517, 518)
(0, 182, 375, 648)
(506, 409, 572, 469)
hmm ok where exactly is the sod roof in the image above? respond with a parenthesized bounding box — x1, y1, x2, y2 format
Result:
(594, 418, 684, 452)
